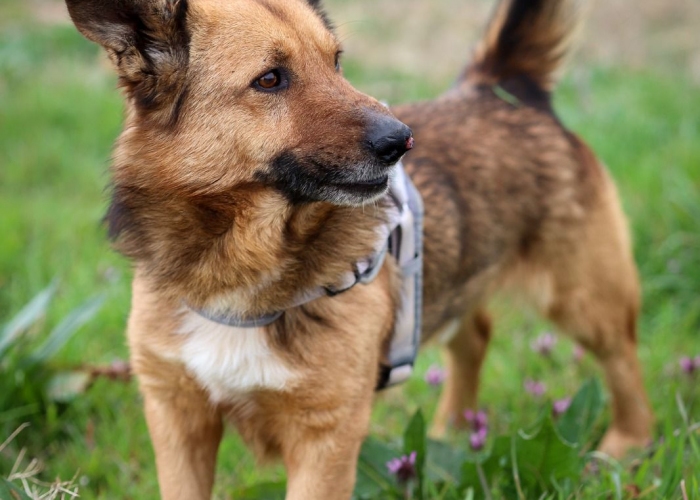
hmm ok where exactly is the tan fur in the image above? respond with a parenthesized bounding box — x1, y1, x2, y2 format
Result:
(65, 0, 653, 497)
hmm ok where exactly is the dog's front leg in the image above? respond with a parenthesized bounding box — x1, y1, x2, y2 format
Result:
(281, 400, 372, 500)
(143, 389, 223, 500)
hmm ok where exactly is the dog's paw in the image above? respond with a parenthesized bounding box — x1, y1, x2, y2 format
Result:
(597, 428, 651, 459)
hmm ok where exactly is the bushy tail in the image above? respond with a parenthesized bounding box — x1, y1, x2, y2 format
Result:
(464, 0, 587, 91)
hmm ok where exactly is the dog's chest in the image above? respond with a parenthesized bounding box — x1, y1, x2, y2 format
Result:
(177, 311, 297, 403)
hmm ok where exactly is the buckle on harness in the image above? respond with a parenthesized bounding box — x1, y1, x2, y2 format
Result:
(325, 243, 389, 296)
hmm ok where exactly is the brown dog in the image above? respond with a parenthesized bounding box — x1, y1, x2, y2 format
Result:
(65, 0, 653, 497)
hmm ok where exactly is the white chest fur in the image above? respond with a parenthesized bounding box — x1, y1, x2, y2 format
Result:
(177, 311, 297, 403)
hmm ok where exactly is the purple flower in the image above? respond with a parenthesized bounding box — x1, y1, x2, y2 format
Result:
(679, 356, 700, 375)
(680, 356, 694, 374)
(464, 409, 488, 433)
(424, 365, 446, 386)
(524, 379, 546, 397)
(464, 410, 489, 450)
(469, 427, 488, 451)
(386, 451, 417, 483)
(553, 397, 572, 417)
(531, 332, 557, 356)
(572, 344, 585, 363)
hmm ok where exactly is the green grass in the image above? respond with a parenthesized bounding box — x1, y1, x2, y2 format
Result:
(1, 4, 698, 499)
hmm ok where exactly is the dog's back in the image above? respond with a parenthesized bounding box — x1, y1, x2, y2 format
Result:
(395, 0, 619, 332)
(396, 0, 652, 457)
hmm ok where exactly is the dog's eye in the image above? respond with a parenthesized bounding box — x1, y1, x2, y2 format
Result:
(253, 69, 287, 92)
(257, 71, 280, 89)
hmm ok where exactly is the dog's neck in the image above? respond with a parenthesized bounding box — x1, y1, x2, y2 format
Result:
(108, 180, 392, 318)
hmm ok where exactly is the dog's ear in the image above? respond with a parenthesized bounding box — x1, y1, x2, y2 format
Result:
(66, 0, 189, 125)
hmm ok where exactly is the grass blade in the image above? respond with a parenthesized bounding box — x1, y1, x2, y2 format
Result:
(29, 294, 105, 365)
(0, 281, 58, 358)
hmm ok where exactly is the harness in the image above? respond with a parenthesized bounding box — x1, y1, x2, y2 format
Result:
(191, 162, 423, 390)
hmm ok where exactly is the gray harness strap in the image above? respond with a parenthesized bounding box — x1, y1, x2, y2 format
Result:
(192, 309, 284, 328)
(190, 162, 424, 390)
(378, 165, 423, 389)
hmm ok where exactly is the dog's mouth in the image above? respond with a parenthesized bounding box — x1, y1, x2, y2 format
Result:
(330, 174, 389, 193)
(259, 151, 396, 206)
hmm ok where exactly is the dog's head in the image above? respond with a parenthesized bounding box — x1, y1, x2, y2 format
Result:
(66, 0, 412, 206)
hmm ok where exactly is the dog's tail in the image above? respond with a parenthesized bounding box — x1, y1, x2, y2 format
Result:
(463, 0, 587, 92)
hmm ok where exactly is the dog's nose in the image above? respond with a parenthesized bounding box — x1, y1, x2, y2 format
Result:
(365, 115, 413, 165)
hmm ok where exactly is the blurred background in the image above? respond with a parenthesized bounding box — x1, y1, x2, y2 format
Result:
(333, 0, 700, 94)
(1, 0, 698, 498)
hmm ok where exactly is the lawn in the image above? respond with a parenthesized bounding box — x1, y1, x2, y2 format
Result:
(1, 0, 698, 498)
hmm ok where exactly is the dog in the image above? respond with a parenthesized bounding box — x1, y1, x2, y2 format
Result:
(65, 0, 653, 497)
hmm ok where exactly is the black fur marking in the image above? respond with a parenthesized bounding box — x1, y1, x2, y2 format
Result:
(489, 75, 553, 113)
(495, 0, 546, 66)
(306, 0, 334, 33)
(105, 186, 141, 242)
(258, 150, 384, 205)
(135, 0, 190, 125)
(170, 83, 189, 127)
(257, 151, 344, 203)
